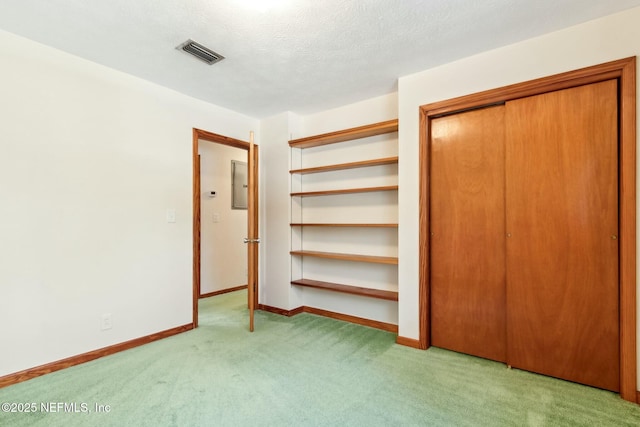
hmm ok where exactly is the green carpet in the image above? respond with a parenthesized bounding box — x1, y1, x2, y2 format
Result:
(1, 290, 639, 426)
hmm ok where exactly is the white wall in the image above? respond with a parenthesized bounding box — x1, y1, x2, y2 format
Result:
(299, 93, 398, 136)
(0, 29, 258, 377)
(397, 7, 640, 382)
(199, 142, 247, 295)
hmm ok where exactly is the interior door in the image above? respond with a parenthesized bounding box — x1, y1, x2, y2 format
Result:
(505, 80, 619, 391)
(430, 105, 507, 362)
(247, 132, 259, 332)
(194, 154, 201, 327)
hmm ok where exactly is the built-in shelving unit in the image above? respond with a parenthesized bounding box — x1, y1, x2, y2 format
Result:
(289, 119, 399, 327)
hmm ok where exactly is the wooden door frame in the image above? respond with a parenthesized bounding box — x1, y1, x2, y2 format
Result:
(192, 128, 259, 328)
(418, 57, 637, 402)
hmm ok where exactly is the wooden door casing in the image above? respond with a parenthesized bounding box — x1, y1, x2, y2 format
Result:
(430, 105, 507, 362)
(505, 80, 619, 391)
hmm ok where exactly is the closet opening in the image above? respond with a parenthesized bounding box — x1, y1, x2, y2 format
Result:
(418, 57, 636, 402)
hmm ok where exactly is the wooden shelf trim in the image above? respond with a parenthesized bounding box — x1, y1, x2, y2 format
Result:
(290, 156, 398, 175)
(290, 223, 398, 228)
(290, 250, 398, 265)
(289, 119, 398, 148)
(291, 279, 398, 301)
(291, 185, 398, 197)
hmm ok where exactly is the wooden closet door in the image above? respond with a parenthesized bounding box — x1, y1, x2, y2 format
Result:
(505, 80, 619, 391)
(430, 105, 507, 362)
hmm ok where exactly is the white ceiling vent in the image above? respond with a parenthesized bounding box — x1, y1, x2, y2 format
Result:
(177, 39, 225, 65)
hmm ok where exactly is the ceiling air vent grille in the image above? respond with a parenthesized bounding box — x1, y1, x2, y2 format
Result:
(177, 39, 225, 65)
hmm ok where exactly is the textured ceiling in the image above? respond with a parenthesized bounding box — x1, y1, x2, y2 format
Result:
(1, 0, 640, 118)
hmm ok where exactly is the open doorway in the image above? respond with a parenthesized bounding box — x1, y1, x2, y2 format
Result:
(192, 128, 259, 328)
(199, 140, 247, 298)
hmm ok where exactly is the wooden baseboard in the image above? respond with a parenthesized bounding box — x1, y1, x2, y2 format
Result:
(258, 304, 304, 317)
(396, 336, 424, 349)
(200, 284, 247, 299)
(258, 304, 397, 333)
(0, 323, 193, 389)
(289, 306, 305, 316)
(302, 306, 398, 333)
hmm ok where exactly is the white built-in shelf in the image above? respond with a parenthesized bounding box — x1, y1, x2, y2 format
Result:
(289, 119, 399, 319)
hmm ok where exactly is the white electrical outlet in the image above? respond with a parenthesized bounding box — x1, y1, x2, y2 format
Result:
(213, 213, 220, 223)
(101, 313, 113, 331)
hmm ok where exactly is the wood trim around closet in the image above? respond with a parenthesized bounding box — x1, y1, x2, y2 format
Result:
(418, 57, 637, 402)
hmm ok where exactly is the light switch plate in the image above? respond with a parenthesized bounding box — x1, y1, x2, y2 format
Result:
(166, 209, 176, 223)
(101, 313, 112, 331)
